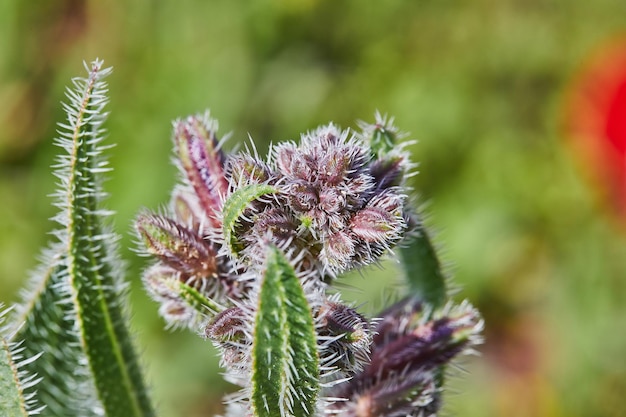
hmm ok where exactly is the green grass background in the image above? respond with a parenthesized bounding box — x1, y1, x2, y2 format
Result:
(1, 1, 625, 416)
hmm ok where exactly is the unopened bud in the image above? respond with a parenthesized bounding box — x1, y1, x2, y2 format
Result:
(205, 306, 246, 342)
(136, 213, 218, 276)
(174, 113, 228, 228)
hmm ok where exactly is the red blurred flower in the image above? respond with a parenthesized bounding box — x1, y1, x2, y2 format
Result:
(565, 36, 626, 224)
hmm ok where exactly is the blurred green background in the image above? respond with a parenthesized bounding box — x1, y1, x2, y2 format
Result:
(1, 1, 626, 416)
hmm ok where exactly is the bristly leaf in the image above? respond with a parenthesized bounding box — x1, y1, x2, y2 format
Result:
(9, 247, 97, 416)
(0, 340, 28, 417)
(54, 59, 154, 417)
(222, 184, 278, 257)
(400, 225, 447, 309)
(251, 246, 319, 417)
(1, 307, 43, 417)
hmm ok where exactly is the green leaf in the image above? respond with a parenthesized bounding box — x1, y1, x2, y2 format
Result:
(1, 308, 40, 417)
(251, 246, 319, 417)
(10, 248, 97, 416)
(222, 184, 278, 257)
(0, 341, 28, 417)
(56, 60, 154, 417)
(400, 225, 447, 309)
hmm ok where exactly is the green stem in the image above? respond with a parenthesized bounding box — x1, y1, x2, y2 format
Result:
(400, 225, 447, 309)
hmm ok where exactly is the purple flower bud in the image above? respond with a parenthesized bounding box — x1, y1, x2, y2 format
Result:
(248, 208, 299, 247)
(174, 113, 228, 229)
(369, 155, 406, 190)
(227, 154, 272, 186)
(350, 206, 399, 243)
(136, 213, 218, 277)
(318, 188, 345, 214)
(286, 181, 319, 213)
(143, 263, 181, 301)
(369, 304, 481, 380)
(275, 142, 314, 181)
(322, 230, 355, 271)
(318, 152, 352, 186)
(373, 296, 423, 348)
(330, 302, 482, 416)
(318, 301, 370, 344)
(205, 306, 246, 342)
(142, 264, 202, 328)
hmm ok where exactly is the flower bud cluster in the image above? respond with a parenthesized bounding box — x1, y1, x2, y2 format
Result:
(329, 298, 483, 416)
(228, 122, 410, 278)
(135, 111, 482, 416)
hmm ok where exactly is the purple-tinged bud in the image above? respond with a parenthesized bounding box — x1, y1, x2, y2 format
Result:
(287, 181, 319, 213)
(251, 209, 299, 243)
(207, 306, 250, 376)
(322, 230, 355, 271)
(136, 213, 218, 277)
(369, 155, 406, 190)
(368, 303, 482, 381)
(318, 152, 352, 185)
(316, 301, 372, 376)
(205, 306, 246, 342)
(142, 264, 201, 328)
(318, 302, 370, 344)
(275, 142, 314, 181)
(350, 207, 400, 244)
(174, 114, 228, 229)
(354, 190, 405, 243)
(318, 188, 345, 214)
(332, 370, 436, 417)
(228, 154, 272, 186)
(330, 302, 482, 416)
(373, 296, 423, 348)
(143, 263, 181, 301)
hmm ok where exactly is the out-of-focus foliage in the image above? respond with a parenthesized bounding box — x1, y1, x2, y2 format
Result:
(1, 1, 625, 416)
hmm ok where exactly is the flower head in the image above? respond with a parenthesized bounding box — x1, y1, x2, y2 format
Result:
(135, 111, 482, 417)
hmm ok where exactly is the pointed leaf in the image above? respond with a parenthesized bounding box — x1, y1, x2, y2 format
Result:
(1, 307, 42, 417)
(10, 249, 98, 416)
(251, 246, 319, 417)
(57, 60, 154, 417)
(222, 184, 277, 257)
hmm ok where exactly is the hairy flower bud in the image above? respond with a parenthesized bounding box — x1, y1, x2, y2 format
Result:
(227, 153, 273, 186)
(136, 213, 218, 277)
(329, 301, 482, 416)
(205, 306, 247, 342)
(369, 155, 406, 190)
(317, 301, 372, 374)
(174, 113, 228, 228)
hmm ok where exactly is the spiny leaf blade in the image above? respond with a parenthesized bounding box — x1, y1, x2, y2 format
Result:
(61, 60, 154, 417)
(0, 339, 28, 417)
(10, 251, 96, 416)
(251, 246, 319, 417)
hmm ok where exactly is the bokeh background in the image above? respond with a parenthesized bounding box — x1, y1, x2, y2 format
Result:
(1, 1, 626, 416)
